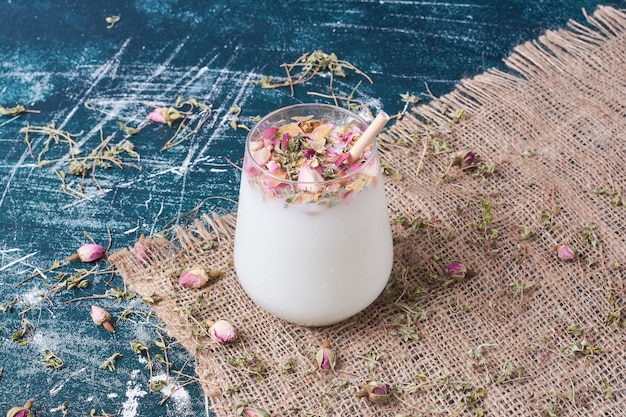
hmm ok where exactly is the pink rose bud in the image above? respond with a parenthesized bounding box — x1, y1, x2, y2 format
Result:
(315, 339, 337, 371)
(557, 244, 575, 261)
(68, 243, 106, 262)
(6, 399, 35, 417)
(178, 266, 210, 289)
(208, 319, 237, 343)
(445, 261, 467, 279)
(148, 108, 167, 124)
(356, 380, 391, 404)
(239, 406, 270, 417)
(148, 107, 184, 126)
(90, 305, 115, 333)
(452, 149, 476, 168)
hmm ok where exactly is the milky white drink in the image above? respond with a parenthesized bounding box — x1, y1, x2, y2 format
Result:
(234, 104, 393, 326)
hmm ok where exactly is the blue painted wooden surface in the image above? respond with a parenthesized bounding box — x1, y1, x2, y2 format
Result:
(1, 1, 622, 415)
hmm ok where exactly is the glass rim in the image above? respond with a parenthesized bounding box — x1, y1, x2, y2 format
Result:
(244, 103, 379, 186)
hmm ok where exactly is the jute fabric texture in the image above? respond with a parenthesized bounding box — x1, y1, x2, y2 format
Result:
(110, 6, 626, 416)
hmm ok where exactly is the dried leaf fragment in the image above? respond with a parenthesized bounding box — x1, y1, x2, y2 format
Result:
(0, 104, 26, 116)
(105, 15, 120, 28)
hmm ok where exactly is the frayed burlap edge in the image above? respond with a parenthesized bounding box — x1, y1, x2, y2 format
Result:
(110, 6, 626, 417)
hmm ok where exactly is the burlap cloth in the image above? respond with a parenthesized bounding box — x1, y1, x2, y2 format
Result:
(110, 6, 626, 416)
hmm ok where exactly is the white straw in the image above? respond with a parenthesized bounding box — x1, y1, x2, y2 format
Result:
(348, 111, 390, 164)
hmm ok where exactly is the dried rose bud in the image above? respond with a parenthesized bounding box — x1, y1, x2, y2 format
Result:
(207, 319, 237, 343)
(557, 244, 575, 261)
(148, 107, 184, 126)
(7, 398, 35, 417)
(178, 266, 210, 289)
(452, 149, 476, 168)
(356, 380, 391, 404)
(238, 405, 270, 417)
(68, 243, 106, 262)
(90, 305, 115, 333)
(133, 235, 149, 264)
(315, 339, 336, 371)
(445, 261, 467, 279)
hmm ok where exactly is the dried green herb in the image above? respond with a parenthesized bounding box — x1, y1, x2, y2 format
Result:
(41, 349, 64, 369)
(159, 96, 212, 151)
(400, 92, 420, 104)
(520, 226, 535, 240)
(254, 49, 373, 96)
(566, 325, 582, 336)
(22, 125, 140, 199)
(107, 287, 136, 301)
(0, 297, 18, 313)
(142, 293, 163, 304)
(449, 108, 466, 123)
(228, 104, 248, 131)
(561, 339, 603, 357)
(600, 377, 615, 400)
(521, 148, 535, 162)
(151, 379, 167, 392)
(105, 15, 120, 28)
(116, 121, 144, 135)
(594, 185, 625, 206)
(11, 320, 32, 346)
(50, 401, 69, 416)
(472, 198, 495, 232)
(496, 361, 523, 384)
(225, 352, 267, 381)
(99, 353, 123, 371)
(130, 340, 149, 354)
(580, 223, 598, 248)
(467, 344, 495, 369)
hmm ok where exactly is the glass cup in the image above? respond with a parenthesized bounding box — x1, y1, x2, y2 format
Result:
(233, 103, 393, 326)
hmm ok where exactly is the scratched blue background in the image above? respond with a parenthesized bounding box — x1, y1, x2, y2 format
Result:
(0, 1, 622, 416)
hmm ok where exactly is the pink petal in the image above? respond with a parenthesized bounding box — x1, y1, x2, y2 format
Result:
(250, 146, 271, 167)
(280, 132, 290, 151)
(148, 108, 167, 124)
(261, 127, 279, 140)
(334, 152, 351, 167)
(296, 164, 324, 192)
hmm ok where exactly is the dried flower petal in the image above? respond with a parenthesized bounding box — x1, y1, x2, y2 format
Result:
(208, 319, 237, 343)
(307, 123, 332, 152)
(148, 108, 166, 124)
(239, 405, 270, 417)
(261, 127, 279, 141)
(315, 339, 336, 371)
(178, 266, 210, 289)
(69, 243, 106, 262)
(557, 244, 575, 261)
(445, 261, 467, 279)
(296, 163, 324, 192)
(250, 143, 272, 167)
